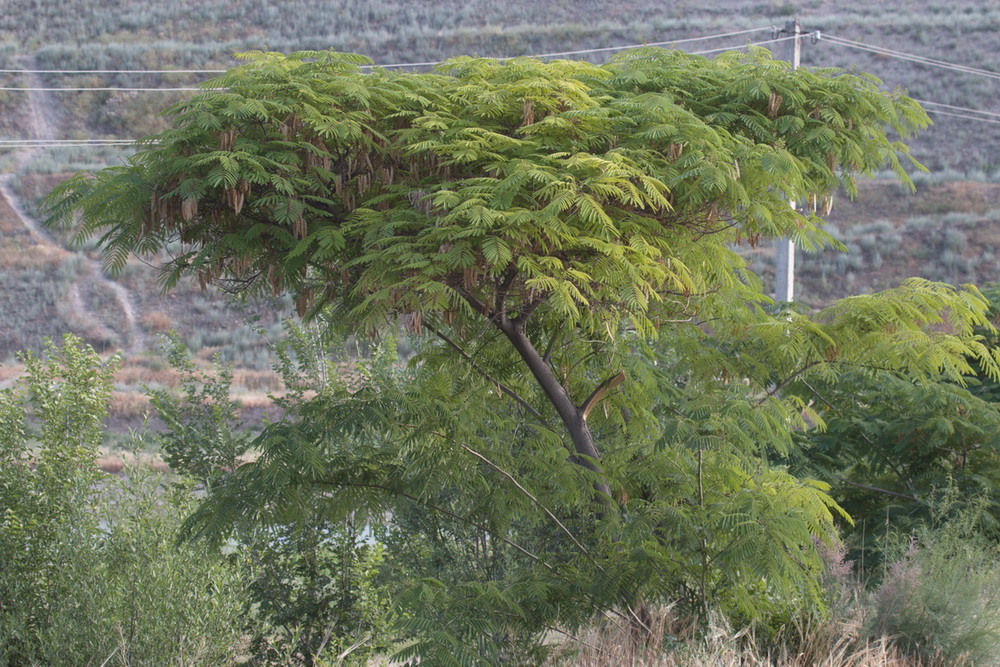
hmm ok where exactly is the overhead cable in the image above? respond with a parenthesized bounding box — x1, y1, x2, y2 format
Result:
(0, 27, 772, 76)
(391, 26, 773, 64)
(0, 86, 206, 91)
(820, 33, 1000, 81)
(0, 142, 141, 147)
(0, 139, 144, 144)
(689, 34, 804, 56)
(915, 99, 1000, 120)
(0, 35, 796, 92)
(525, 26, 769, 58)
(921, 109, 1000, 126)
(0, 68, 229, 74)
(0, 26, 777, 85)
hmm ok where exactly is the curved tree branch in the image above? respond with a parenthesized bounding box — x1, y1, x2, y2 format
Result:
(426, 323, 546, 422)
(314, 479, 553, 568)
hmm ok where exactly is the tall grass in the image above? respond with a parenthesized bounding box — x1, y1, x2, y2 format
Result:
(550, 495, 1000, 667)
(869, 495, 1000, 665)
(546, 608, 915, 667)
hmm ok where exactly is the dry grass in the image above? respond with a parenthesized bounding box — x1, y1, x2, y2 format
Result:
(0, 363, 25, 385)
(115, 364, 183, 387)
(140, 309, 174, 332)
(546, 608, 922, 667)
(95, 452, 128, 475)
(0, 194, 27, 235)
(0, 243, 71, 268)
(95, 449, 170, 475)
(108, 390, 152, 418)
(232, 368, 284, 392)
(235, 391, 274, 409)
(193, 345, 223, 361)
(115, 364, 285, 393)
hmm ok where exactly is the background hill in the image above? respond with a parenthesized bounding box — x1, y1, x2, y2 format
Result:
(1, 0, 999, 428)
(4, 0, 1000, 170)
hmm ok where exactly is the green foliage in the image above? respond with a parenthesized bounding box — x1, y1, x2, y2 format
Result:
(59, 466, 251, 666)
(0, 336, 114, 663)
(151, 326, 398, 665)
(244, 520, 395, 665)
(0, 335, 248, 665)
(870, 490, 1000, 665)
(0, 333, 397, 665)
(783, 281, 1000, 563)
(45, 48, 927, 335)
(43, 50, 1000, 663)
(148, 331, 251, 487)
(0, 336, 116, 622)
(790, 369, 1000, 554)
(175, 299, 1000, 659)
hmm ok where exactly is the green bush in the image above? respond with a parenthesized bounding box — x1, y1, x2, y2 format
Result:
(870, 490, 1000, 665)
(151, 329, 398, 665)
(0, 336, 250, 665)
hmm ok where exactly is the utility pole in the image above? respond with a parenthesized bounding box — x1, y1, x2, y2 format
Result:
(774, 19, 801, 303)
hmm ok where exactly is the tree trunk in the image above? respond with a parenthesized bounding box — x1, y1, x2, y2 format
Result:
(498, 317, 613, 502)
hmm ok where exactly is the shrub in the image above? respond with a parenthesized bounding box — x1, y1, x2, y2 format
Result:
(870, 491, 1000, 665)
(150, 329, 398, 665)
(0, 336, 250, 665)
(30, 465, 252, 665)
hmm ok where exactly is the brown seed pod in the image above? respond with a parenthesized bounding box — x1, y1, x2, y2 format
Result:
(821, 195, 834, 217)
(293, 212, 306, 240)
(522, 98, 535, 126)
(218, 128, 237, 151)
(181, 198, 198, 221)
(295, 292, 311, 317)
(267, 265, 282, 295)
(768, 92, 783, 118)
(462, 267, 478, 290)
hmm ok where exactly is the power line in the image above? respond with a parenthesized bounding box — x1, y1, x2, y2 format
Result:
(690, 33, 804, 56)
(0, 139, 144, 144)
(309, 33, 794, 69)
(0, 27, 773, 77)
(0, 140, 142, 144)
(820, 33, 1000, 81)
(6, 31, 1000, 146)
(816, 38, 1000, 126)
(915, 99, 1000, 120)
(0, 86, 206, 91)
(463, 26, 772, 60)
(922, 108, 1000, 126)
(0, 68, 229, 74)
(0, 35, 797, 92)
(0, 27, 777, 86)
(0, 142, 141, 147)
(0, 34, 811, 144)
(822, 34, 1000, 78)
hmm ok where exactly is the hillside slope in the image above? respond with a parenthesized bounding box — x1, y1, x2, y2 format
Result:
(3, 0, 999, 172)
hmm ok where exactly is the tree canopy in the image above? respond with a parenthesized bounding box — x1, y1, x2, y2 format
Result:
(48, 47, 929, 332)
(44, 47, 1000, 660)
